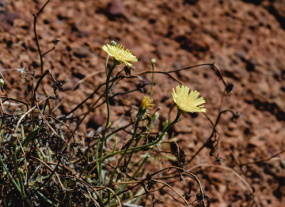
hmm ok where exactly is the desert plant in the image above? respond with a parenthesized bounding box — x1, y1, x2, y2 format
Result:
(1, 1, 260, 207)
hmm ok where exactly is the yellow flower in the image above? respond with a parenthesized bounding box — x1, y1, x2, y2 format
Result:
(140, 96, 154, 110)
(137, 96, 154, 119)
(172, 85, 206, 113)
(102, 43, 138, 66)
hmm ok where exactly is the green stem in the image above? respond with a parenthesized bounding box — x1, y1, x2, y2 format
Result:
(126, 112, 180, 166)
(104, 63, 117, 132)
(108, 116, 140, 186)
(114, 152, 150, 196)
(124, 134, 141, 168)
(106, 116, 140, 205)
(0, 153, 32, 206)
(106, 111, 181, 204)
(97, 61, 117, 186)
(130, 153, 150, 180)
(0, 154, 22, 193)
(13, 152, 25, 196)
(99, 110, 181, 165)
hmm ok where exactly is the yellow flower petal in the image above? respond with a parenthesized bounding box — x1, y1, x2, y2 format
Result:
(141, 96, 154, 110)
(172, 85, 206, 113)
(102, 43, 138, 66)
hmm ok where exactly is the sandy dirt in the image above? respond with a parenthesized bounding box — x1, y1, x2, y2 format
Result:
(0, 0, 284, 206)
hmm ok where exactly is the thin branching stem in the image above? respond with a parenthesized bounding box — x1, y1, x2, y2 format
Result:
(97, 62, 118, 186)
(33, 0, 51, 75)
(108, 116, 140, 187)
(92, 110, 182, 164)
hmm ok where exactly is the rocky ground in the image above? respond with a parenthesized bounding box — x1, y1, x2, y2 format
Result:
(0, 0, 284, 206)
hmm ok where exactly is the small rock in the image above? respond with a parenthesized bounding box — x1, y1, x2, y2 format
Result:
(73, 46, 91, 58)
(108, 0, 126, 16)
(87, 114, 105, 130)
